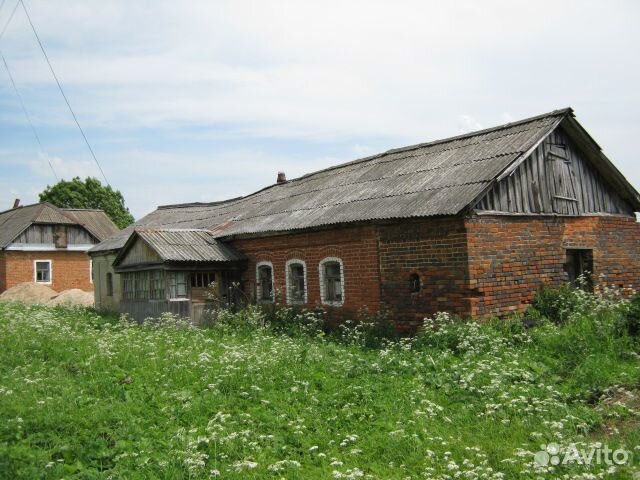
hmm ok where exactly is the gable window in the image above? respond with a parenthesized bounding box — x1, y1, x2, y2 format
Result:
(319, 257, 344, 305)
(34, 260, 52, 284)
(286, 259, 307, 304)
(564, 249, 593, 290)
(168, 272, 188, 300)
(106, 272, 114, 297)
(256, 262, 274, 302)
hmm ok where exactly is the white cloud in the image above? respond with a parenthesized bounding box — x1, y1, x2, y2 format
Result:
(0, 0, 639, 217)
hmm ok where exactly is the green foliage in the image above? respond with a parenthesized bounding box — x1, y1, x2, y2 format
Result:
(621, 292, 640, 337)
(39, 177, 134, 229)
(0, 299, 638, 479)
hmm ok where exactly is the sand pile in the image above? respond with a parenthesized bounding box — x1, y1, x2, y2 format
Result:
(0, 283, 57, 304)
(47, 289, 94, 308)
(0, 283, 94, 307)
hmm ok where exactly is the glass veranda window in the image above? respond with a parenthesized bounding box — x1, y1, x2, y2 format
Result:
(168, 272, 188, 299)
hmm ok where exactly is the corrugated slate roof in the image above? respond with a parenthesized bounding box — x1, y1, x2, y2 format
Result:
(128, 229, 245, 263)
(0, 202, 119, 248)
(91, 108, 575, 253)
(63, 209, 120, 242)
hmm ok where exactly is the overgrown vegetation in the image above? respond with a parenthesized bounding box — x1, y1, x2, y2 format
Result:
(0, 284, 639, 478)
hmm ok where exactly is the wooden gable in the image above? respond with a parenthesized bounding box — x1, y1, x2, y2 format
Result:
(475, 126, 635, 216)
(117, 236, 162, 267)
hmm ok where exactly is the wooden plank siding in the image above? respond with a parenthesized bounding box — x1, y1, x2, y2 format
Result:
(476, 127, 635, 216)
(118, 238, 162, 267)
(14, 224, 97, 245)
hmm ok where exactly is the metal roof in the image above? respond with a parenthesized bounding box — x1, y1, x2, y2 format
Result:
(93, 108, 621, 254)
(118, 229, 245, 264)
(0, 202, 119, 248)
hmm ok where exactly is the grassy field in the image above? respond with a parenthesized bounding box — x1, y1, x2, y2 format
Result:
(0, 289, 639, 479)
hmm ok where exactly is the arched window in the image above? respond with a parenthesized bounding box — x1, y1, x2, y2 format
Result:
(285, 259, 307, 304)
(319, 257, 344, 305)
(409, 273, 421, 292)
(256, 261, 274, 302)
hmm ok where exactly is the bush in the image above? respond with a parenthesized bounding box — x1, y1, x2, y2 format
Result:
(620, 292, 640, 337)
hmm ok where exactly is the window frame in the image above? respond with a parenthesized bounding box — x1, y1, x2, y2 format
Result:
(168, 271, 189, 301)
(319, 257, 345, 306)
(34, 260, 52, 285)
(89, 259, 94, 284)
(256, 261, 275, 303)
(285, 259, 307, 305)
(106, 272, 114, 297)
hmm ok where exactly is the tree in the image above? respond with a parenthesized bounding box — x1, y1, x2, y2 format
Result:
(39, 177, 134, 229)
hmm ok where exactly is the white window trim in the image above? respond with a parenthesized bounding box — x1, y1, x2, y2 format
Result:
(256, 261, 275, 303)
(89, 259, 93, 284)
(34, 259, 52, 285)
(285, 259, 307, 305)
(319, 257, 345, 306)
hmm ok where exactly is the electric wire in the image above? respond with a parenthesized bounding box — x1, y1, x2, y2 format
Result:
(1, 53, 58, 180)
(0, 0, 19, 42)
(18, 0, 110, 186)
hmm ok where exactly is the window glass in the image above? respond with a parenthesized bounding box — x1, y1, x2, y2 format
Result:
(106, 272, 114, 296)
(35, 261, 51, 283)
(258, 265, 273, 301)
(135, 271, 149, 299)
(288, 263, 306, 303)
(169, 272, 188, 299)
(123, 273, 134, 300)
(150, 270, 164, 299)
(409, 273, 421, 292)
(324, 262, 342, 302)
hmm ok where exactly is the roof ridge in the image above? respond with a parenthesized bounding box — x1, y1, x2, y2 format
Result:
(189, 107, 574, 209)
(285, 107, 573, 184)
(157, 197, 244, 210)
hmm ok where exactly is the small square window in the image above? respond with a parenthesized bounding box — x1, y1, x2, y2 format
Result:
(35, 261, 51, 284)
(564, 249, 593, 290)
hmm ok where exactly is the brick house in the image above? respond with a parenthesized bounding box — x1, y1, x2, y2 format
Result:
(0, 202, 119, 293)
(90, 108, 640, 329)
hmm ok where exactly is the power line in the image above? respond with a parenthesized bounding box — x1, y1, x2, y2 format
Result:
(0, 0, 19, 42)
(1, 53, 58, 180)
(18, 0, 110, 186)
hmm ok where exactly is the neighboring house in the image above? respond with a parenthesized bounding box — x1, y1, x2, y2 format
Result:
(90, 108, 640, 329)
(0, 202, 120, 293)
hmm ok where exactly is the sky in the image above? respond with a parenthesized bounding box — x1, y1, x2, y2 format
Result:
(0, 0, 639, 219)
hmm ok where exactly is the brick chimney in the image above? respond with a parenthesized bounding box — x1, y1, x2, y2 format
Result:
(12, 199, 20, 209)
(276, 171, 287, 184)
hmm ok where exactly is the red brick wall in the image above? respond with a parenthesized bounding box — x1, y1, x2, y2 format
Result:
(230, 225, 381, 322)
(1, 250, 94, 293)
(226, 214, 640, 328)
(466, 215, 640, 318)
(377, 218, 471, 330)
(0, 252, 6, 292)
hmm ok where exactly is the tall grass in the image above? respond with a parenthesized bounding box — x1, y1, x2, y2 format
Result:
(0, 285, 638, 479)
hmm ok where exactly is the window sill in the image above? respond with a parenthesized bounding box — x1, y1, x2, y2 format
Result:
(321, 301, 344, 307)
(169, 298, 190, 302)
